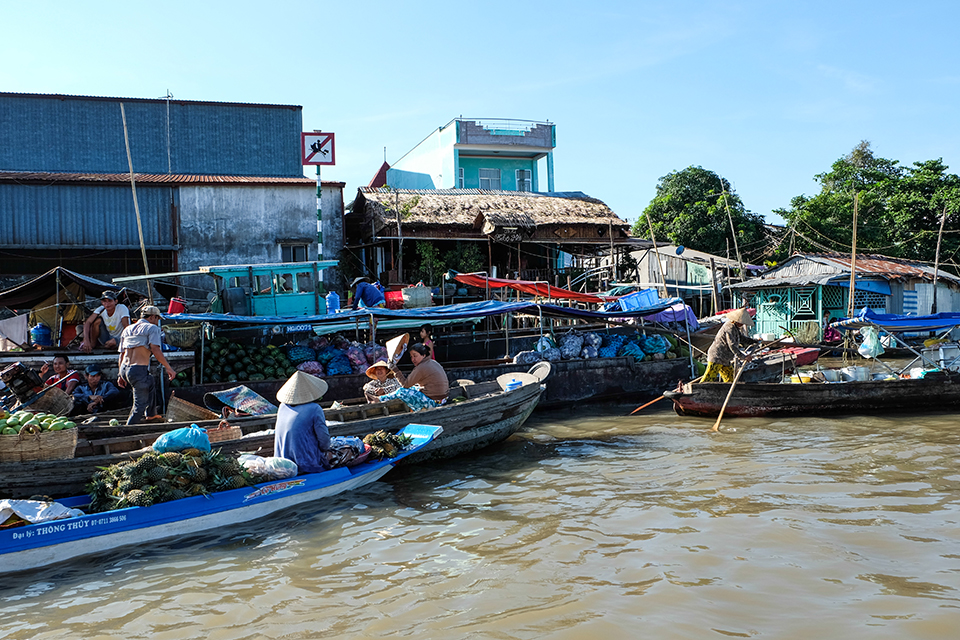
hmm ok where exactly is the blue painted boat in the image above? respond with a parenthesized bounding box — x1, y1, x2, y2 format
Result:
(0, 423, 443, 574)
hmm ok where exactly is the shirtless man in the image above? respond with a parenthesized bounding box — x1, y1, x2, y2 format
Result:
(117, 305, 176, 425)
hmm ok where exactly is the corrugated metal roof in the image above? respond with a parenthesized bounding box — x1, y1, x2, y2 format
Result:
(0, 171, 316, 186)
(730, 252, 960, 289)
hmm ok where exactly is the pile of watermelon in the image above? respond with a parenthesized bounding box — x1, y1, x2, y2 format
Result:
(200, 337, 296, 383)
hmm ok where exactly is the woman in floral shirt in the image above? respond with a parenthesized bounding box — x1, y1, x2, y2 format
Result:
(363, 361, 401, 403)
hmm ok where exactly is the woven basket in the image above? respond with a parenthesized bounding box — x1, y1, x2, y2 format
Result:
(163, 323, 202, 348)
(23, 387, 75, 416)
(165, 393, 220, 423)
(207, 425, 242, 443)
(401, 286, 433, 309)
(0, 425, 78, 463)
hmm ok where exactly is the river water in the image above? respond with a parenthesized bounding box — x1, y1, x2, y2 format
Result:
(2, 404, 959, 639)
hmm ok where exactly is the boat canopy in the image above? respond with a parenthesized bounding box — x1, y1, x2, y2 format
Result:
(833, 308, 960, 332)
(452, 273, 616, 303)
(164, 297, 685, 326)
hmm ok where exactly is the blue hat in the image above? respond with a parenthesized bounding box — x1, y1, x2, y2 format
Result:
(85, 364, 103, 375)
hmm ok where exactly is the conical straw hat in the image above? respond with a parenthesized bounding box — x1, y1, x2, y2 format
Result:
(385, 333, 409, 366)
(726, 307, 754, 326)
(365, 360, 395, 379)
(276, 371, 329, 405)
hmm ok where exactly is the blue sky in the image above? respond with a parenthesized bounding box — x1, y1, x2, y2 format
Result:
(3, 1, 959, 230)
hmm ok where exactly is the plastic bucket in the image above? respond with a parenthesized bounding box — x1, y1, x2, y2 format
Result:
(820, 369, 840, 382)
(167, 297, 187, 314)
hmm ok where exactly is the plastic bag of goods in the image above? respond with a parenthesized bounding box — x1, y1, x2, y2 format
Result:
(326, 354, 353, 376)
(535, 335, 557, 352)
(296, 360, 324, 376)
(638, 334, 671, 355)
(559, 333, 584, 359)
(582, 332, 602, 348)
(238, 454, 267, 476)
(513, 350, 544, 365)
(541, 347, 562, 362)
(858, 326, 885, 359)
(152, 424, 211, 453)
(580, 345, 598, 359)
(286, 345, 316, 365)
(263, 456, 299, 480)
(365, 343, 388, 364)
(315, 346, 340, 365)
(346, 345, 369, 373)
(598, 344, 619, 358)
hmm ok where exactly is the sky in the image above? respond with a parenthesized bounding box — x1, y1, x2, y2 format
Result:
(3, 0, 960, 232)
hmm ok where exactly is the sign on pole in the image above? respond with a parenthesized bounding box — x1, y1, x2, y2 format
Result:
(302, 132, 336, 165)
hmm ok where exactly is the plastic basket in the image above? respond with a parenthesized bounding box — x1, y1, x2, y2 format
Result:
(163, 323, 201, 348)
(0, 425, 78, 463)
(618, 288, 659, 311)
(402, 286, 433, 309)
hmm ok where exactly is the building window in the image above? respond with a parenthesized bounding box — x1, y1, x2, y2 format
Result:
(458, 167, 464, 189)
(479, 168, 501, 191)
(281, 244, 309, 262)
(516, 169, 532, 192)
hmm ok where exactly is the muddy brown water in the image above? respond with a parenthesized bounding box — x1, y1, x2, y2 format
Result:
(1, 402, 959, 639)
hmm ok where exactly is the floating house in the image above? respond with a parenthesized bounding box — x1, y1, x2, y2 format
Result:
(728, 253, 960, 340)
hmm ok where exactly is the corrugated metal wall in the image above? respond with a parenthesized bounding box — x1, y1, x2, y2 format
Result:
(0, 94, 303, 177)
(0, 183, 176, 248)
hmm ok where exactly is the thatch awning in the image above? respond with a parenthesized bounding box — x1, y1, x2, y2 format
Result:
(354, 188, 629, 234)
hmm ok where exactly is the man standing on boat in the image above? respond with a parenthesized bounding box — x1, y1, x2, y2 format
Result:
(703, 308, 754, 383)
(117, 305, 176, 424)
(274, 371, 332, 473)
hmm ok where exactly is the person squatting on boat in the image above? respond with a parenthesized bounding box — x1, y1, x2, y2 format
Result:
(81, 290, 130, 353)
(72, 364, 121, 415)
(39, 354, 81, 394)
(350, 277, 386, 310)
(703, 307, 755, 383)
(363, 360, 401, 403)
(117, 305, 176, 425)
(384, 343, 450, 411)
(274, 371, 332, 473)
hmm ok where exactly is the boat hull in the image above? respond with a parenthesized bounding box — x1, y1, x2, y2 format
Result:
(665, 373, 960, 418)
(0, 424, 442, 574)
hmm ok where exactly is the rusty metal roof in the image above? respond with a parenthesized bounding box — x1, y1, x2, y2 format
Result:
(0, 171, 321, 186)
(730, 252, 960, 289)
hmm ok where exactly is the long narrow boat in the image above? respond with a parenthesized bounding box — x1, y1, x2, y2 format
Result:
(662, 370, 960, 418)
(0, 379, 543, 499)
(0, 423, 442, 575)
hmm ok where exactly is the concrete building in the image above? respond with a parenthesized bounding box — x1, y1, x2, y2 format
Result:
(387, 118, 555, 193)
(0, 92, 344, 296)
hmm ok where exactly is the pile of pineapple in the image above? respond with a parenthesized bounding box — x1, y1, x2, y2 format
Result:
(87, 448, 257, 512)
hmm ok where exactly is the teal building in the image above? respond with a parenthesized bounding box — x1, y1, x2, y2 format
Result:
(387, 119, 555, 193)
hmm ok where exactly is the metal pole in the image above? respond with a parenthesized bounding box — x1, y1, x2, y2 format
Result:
(932, 203, 948, 314)
(316, 165, 324, 284)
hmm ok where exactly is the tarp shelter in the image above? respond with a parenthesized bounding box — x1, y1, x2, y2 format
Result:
(833, 308, 960, 333)
(0, 268, 131, 345)
(452, 272, 616, 303)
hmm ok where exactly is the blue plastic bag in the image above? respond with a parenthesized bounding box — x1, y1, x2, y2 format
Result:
(152, 424, 211, 453)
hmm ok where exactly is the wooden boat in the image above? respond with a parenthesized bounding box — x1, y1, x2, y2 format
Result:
(0, 378, 543, 499)
(662, 370, 960, 418)
(0, 423, 443, 575)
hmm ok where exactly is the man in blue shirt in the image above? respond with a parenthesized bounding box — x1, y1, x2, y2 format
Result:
(274, 371, 331, 474)
(73, 364, 121, 415)
(351, 277, 386, 310)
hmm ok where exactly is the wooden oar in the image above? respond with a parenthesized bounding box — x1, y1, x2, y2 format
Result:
(629, 375, 703, 415)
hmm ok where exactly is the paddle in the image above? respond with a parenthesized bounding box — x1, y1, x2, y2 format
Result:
(711, 360, 748, 432)
(628, 375, 705, 416)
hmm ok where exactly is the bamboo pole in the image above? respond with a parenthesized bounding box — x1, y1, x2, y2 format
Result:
(932, 203, 948, 313)
(120, 102, 153, 304)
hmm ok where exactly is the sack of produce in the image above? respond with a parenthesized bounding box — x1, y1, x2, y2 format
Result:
(326, 354, 353, 376)
(513, 350, 544, 365)
(365, 342, 388, 364)
(296, 360, 325, 376)
(286, 345, 317, 365)
(535, 335, 557, 352)
(559, 332, 584, 359)
(541, 347, 562, 362)
(638, 334, 671, 355)
(582, 332, 602, 348)
(580, 345, 598, 359)
(345, 345, 369, 373)
(152, 424, 211, 453)
(618, 341, 646, 363)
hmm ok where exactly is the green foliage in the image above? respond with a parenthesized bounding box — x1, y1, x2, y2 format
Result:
(634, 166, 766, 260)
(776, 142, 960, 269)
(412, 241, 445, 286)
(443, 241, 485, 275)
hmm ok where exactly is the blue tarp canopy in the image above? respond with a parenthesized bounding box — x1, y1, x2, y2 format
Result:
(164, 297, 686, 327)
(833, 308, 960, 332)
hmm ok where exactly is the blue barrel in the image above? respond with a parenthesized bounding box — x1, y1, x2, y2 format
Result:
(30, 324, 52, 346)
(325, 291, 341, 314)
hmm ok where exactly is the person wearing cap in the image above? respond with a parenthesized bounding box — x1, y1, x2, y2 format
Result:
(117, 305, 176, 424)
(350, 276, 386, 310)
(703, 307, 755, 383)
(72, 364, 120, 415)
(274, 371, 332, 474)
(81, 290, 130, 353)
(363, 360, 401, 403)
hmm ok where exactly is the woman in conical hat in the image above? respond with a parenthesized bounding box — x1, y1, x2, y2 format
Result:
(363, 360, 401, 404)
(274, 371, 332, 474)
(703, 308, 755, 383)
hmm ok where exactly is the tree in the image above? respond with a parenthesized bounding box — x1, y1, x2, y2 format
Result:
(775, 142, 960, 268)
(633, 166, 766, 260)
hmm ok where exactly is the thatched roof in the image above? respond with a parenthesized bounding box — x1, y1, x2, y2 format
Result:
(355, 188, 629, 233)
